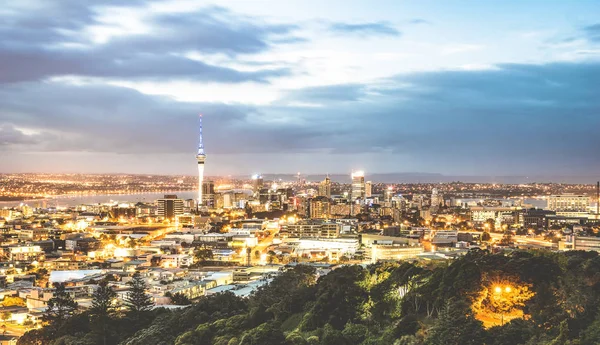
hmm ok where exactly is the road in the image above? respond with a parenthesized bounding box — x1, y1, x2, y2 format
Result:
(250, 229, 279, 264)
(486, 232, 555, 249)
(1, 322, 30, 337)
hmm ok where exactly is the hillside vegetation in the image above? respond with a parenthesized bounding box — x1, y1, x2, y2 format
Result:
(19, 250, 600, 345)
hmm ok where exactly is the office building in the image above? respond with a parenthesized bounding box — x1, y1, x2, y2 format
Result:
(282, 220, 341, 238)
(158, 195, 184, 220)
(365, 181, 372, 198)
(572, 236, 600, 252)
(431, 188, 442, 210)
(252, 175, 264, 195)
(351, 171, 365, 201)
(202, 180, 215, 207)
(318, 176, 331, 198)
(309, 196, 331, 219)
(548, 194, 590, 212)
(384, 186, 394, 203)
(370, 244, 424, 263)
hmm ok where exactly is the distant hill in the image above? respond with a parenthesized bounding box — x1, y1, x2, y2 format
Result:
(247, 173, 600, 184)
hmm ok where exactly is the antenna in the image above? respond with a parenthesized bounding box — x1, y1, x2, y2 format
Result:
(197, 114, 205, 156)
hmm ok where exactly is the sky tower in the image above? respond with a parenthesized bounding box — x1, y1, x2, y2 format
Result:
(196, 114, 206, 206)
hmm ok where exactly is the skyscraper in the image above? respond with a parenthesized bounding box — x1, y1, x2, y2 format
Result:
(252, 174, 264, 195)
(365, 181, 372, 198)
(158, 195, 184, 220)
(196, 114, 206, 205)
(431, 188, 442, 210)
(318, 176, 331, 198)
(351, 171, 365, 201)
(309, 196, 331, 219)
(202, 180, 215, 207)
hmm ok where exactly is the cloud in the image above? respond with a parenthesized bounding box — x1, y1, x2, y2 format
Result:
(329, 21, 400, 37)
(0, 125, 47, 146)
(583, 23, 600, 42)
(280, 84, 366, 104)
(0, 3, 299, 84)
(2, 61, 599, 174)
(409, 19, 429, 25)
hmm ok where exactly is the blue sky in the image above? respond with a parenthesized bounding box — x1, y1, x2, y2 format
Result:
(1, 0, 599, 177)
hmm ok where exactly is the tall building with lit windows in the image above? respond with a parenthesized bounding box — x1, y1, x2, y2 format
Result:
(351, 171, 365, 201)
(202, 181, 215, 207)
(548, 194, 590, 212)
(158, 195, 184, 220)
(196, 115, 206, 205)
(365, 181, 372, 198)
(318, 176, 331, 198)
(310, 196, 331, 219)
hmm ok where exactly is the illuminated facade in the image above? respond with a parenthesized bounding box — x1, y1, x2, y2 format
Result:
(158, 195, 184, 220)
(197, 114, 207, 205)
(202, 180, 215, 207)
(351, 171, 365, 201)
(309, 196, 331, 219)
(318, 176, 331, 198)
(365, 181, 372, 198)
(548, 194, 590, 212)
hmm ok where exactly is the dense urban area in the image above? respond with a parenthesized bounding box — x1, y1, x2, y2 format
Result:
(1, 171, 600, 344)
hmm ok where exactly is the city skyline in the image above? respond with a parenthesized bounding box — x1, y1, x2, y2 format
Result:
(1, 1, 600, 176)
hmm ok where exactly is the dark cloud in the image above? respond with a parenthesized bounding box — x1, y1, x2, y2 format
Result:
(583, 23, 600, 42)
(0, 3, 299, 84)
(0, 125, 45, 146)
(329, 21, 400, 37)
(0, 50, 290, 84)
(0, 82, 252, 155)
(2, 61, 599, 176)
(281, 84, 366, 103)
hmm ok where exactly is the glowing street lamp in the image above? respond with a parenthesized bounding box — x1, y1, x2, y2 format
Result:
(493, 285, 513, 325)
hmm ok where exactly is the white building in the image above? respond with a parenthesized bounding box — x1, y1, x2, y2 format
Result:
(548, 194, 590, 212)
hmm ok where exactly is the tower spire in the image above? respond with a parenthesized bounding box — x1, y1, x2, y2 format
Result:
(197, 114, 205, 156)
(196, 114, 206, 207)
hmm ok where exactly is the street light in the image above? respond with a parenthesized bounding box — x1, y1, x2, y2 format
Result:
(494, 285, 513, 326)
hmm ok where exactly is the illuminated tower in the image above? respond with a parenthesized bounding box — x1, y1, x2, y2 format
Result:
(351, 171, 365, 201)
(318, 175, 331, 198)
(196, 114, 206, 205)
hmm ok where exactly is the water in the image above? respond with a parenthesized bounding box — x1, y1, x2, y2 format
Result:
(0, 191, 197, 208)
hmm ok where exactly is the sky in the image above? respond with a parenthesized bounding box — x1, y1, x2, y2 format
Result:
(1, 0, 600, 177)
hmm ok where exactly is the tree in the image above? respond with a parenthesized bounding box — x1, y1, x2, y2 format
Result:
(424, 300, 486, 345)
(90, 280, 118, 345)
(481, 232, 492, 242)
(195, 248, 214, 262)
(2, 296, 26, 307)
(239, 323, 286, 345)
(267, 251, 277, 264)
(485, 218, 495, 232)
(167, 292, 192, 305)
(1, 311, 11, 321)
(43, 283, 78, 330)
(124, 272, 154, 318)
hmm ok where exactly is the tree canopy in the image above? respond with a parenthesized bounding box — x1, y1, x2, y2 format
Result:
(19, 250, 600, 345)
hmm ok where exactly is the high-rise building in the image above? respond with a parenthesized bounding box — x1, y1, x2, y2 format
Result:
(158, 195, 184, 220)
(196, 114, 206, 206)
(365, 181, 372, 198)
(202, 181, 215, 207)
(351, 171, 365, 201)
(309, 196, 331, 219)
(385, 186, 394, 203)
(547, 194, 590, 212)
(318, 176, 331, 198)
(252, 174, 264, 195)
(431, 188, 442, 210)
